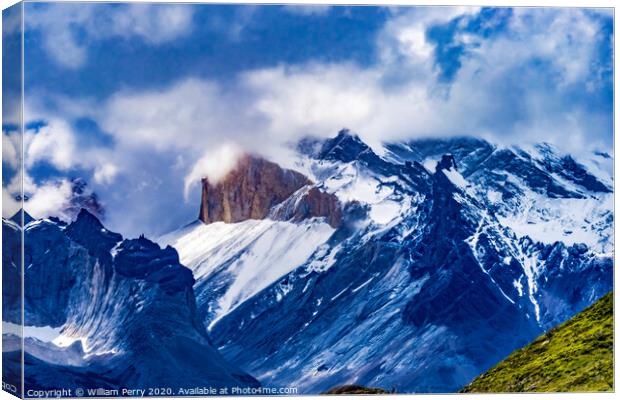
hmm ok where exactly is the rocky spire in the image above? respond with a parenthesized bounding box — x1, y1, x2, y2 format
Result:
(199, 154, 311, 224)
(435, 154, 458, 172)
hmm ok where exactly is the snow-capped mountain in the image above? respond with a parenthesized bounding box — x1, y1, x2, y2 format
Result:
(2, 209, 258, 394)
(384, 137, 613, 253)
(161, 130, 612, 393)
(3, 130, 611, 394)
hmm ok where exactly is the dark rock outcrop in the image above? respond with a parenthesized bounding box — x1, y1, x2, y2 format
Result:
(2, 210, 260, 391)
(199, 155, 311, 224)
(10, 209, 35, 226)
(436, 154, 458, 172)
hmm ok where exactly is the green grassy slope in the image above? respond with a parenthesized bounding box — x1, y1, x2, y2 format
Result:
(323, 385, 390, 395)
(461, 292, 614, 393)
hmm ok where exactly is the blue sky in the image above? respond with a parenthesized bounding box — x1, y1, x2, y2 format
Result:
(2, 3, 614, 236)
(23, 4, 389, 98)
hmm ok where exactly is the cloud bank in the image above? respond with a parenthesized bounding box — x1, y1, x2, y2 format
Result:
(9, 6, 613, 237)
(26, 3, 194, 68)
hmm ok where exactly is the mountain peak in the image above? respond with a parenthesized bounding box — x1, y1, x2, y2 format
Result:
(9, 209, 35, 226)
(318, 129, 370, 162)
(334, 128, 361, 142)
(74, 208, 104, 229)
(113, 236, 191, 292)
(65, 208, 122, 254)
(199, 154, 311, 224)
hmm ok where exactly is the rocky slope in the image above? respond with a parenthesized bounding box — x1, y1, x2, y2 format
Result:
(461, 291, 613, 392)
(270, 186, 343, 228)
(163, 130, 612, 393)
(2, 210, 259, 395)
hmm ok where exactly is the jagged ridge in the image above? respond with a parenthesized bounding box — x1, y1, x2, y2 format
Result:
(2, 210, 259, 393)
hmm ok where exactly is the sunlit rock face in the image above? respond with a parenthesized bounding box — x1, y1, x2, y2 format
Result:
(199, 153, 344, 228)
(199, 154, 311, 224)
(270, 186, 343, 228)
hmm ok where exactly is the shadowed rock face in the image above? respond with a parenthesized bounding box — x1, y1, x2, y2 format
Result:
(199, 154, 312, 224)
(2, 210, 260, 392)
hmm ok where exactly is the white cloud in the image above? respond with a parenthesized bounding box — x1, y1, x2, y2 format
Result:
(1, 108, 121, 221)
(283, 5, 331, 17)
(107, 4, 194, 45)
(14, 7, 611, 236)
(25, 120, 77, 170)
(236, 7, 611, 154)
(2, 130, 21, 169)
(1, 169, 74, 221)
(25, 6, 611, 158)
(243, 64, 380, 142)
(3, 5, 23, 126)
(93, 164, 119, 185)
(378, 6, 480, 69)
(184, 143, 243, 199)
(2, 188, 21, 219)
(99, 79, 242, 151)
(26, 3, 194, 68)
(25, 179, 74, 221)
(18, 116, 120, 184)
(224, 5, 259, 42)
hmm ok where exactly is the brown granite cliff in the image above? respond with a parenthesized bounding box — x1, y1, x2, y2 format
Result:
(199, 155, 310, 224)
(199, 154, 343, 228)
